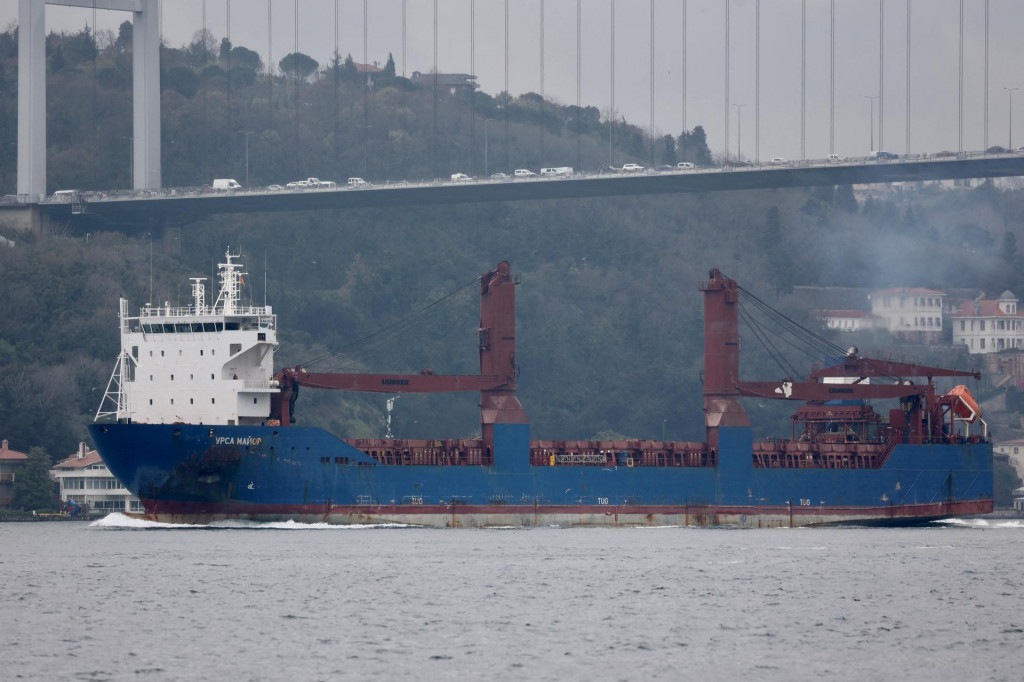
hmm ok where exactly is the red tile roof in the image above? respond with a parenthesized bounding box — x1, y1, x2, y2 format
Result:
(0, 439, 27, 461)
(51, 449, 103, 470)
(871, 287, 945, 296)
(950, 300, 1024, 318)
(819, 309, 873, 318)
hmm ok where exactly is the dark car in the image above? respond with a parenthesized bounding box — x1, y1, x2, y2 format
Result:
(986, 146, 1007, 154)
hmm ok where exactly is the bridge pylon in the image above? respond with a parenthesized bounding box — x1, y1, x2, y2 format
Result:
(17, 0, 162, 202)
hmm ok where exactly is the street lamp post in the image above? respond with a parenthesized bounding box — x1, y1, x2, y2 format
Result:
(1004, 87, 1020, 149)
(484, 119, 493, 177)
(865, 95, 879, 152)
(238, 130, 254, 188)
(732, 104, 746, 160)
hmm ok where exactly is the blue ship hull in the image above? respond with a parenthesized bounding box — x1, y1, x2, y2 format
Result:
(87, 422, 993, 527)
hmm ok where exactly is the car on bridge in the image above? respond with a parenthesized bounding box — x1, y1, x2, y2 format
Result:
(348, 178, 368, 187)
(870, 151, 899, 160)
(451, 173, 474, 182)
(621, 163, 645, 173)
(826, 154, 845, 163)
(267, 184, 284, 191)
(490, 172, 511, 180)
(676, 162, 696, 170)
(514, 169, 536, 177)
(770, 157, 789, 166)
(286, 180, 309, 189)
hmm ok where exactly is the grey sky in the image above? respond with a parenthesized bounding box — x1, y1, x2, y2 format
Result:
(6, 0, 1023, 162)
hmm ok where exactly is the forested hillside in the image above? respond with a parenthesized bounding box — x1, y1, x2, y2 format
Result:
(1, 24, 1022, 502)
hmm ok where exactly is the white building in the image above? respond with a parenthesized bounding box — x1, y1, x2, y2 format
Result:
(950, 291, 1024, 354)
(994, 438, 1024, 480)
(818, 309, 882, 333)
(50, 442, 141, 516)
(868, 287, 945, 343)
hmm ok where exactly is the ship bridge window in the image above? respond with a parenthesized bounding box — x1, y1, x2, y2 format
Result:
(175, 324, 191, 333)
(191, 323, 204, 332)
(225, 323, 240, 331)
(203, 323, 217, 332)
(131, 346, 138, 359)
(163, 324, 175, 333)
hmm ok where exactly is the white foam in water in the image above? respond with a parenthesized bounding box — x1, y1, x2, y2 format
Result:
(89, 513, 411, 530)
(934, 517, 1024, 529)
(89, 512, 206, 529)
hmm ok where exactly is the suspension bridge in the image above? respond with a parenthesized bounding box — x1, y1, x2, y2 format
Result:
(5, 0, 1024, 231)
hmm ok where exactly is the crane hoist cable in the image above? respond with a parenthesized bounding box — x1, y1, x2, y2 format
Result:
(303, 274, 482, 371)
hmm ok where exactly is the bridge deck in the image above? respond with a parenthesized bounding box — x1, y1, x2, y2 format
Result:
(6, 155, 1024, 223)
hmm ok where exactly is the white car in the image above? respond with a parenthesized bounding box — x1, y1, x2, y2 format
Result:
(621, 163, 645, 173)
(826, 154, 845, 163)
(285, 180, 308, 189)
(348, 177, 368, 187)
(451, 172, 473, 182)
(267, 184, 284, 191)
(676, 162, 696, 170)
(490, 172, 510, 180)
(514, 169, 536, 177)
(770, 157, 789, 166)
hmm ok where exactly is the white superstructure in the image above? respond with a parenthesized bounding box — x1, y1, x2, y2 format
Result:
(96, 251, 278, 425)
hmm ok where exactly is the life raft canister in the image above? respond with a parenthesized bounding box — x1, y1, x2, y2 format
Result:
(948, 385, 981, 423)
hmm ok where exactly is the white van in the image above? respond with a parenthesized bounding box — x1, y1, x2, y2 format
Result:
(540, 167, 573, 177)
(514, 169, 536, 177)
(52, 189, 80, 201)
(348, 177, 368, 187)
(212, 179, 242, 191)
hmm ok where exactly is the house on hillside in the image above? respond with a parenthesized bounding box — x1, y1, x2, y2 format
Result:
(50, 442, 141, 516)
(817, 309, 882, 333)
(950, 291, 1024, 354)
(0, 439, 28, 506)
(994, 438, 1024, 480)
(410, 71, 479, 94)
(868, 287, 945, 343)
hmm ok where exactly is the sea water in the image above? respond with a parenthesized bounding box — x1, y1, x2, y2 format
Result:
(1, 517, 1022, 681)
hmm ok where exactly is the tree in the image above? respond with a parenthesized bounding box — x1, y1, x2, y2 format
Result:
(279, 52, 319, 82)
(230, 46, 263, 73)
(835, 184, 858, 213)
(12, 447, 58, 511)
(660, 135, 677, 166)
(1001, 231, 1019, 266)
(115, 20, 132, 53)
(383, 52, 396, 79)
(186, 28, 217, 69)
(677, 126, 712, 166)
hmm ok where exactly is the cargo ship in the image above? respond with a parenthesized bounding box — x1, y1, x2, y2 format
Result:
(87, 252, 993, 527)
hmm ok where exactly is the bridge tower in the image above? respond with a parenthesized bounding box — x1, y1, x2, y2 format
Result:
(18, 0, 161, 202)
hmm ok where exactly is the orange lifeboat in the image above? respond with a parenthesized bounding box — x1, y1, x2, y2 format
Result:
(948, 385, 981, 423)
